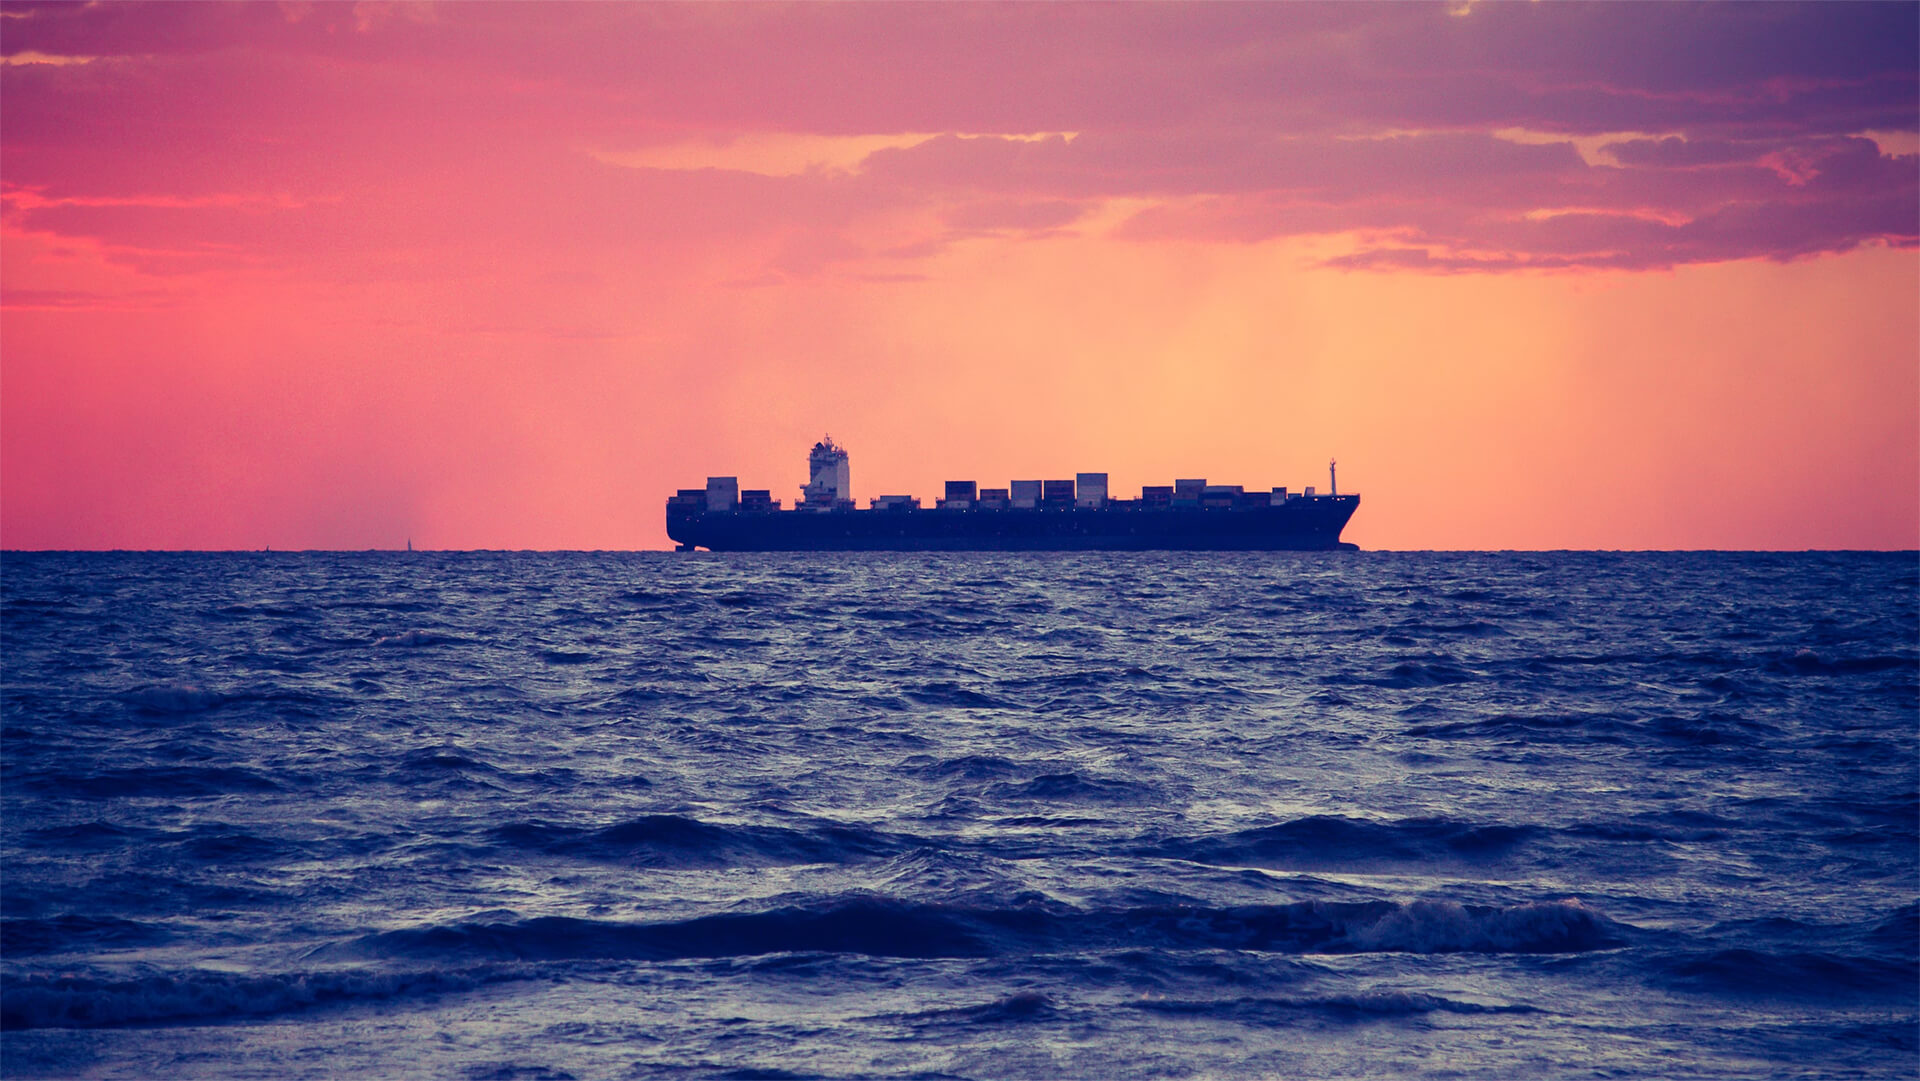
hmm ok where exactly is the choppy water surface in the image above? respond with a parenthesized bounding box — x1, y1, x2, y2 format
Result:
(3, 551, 1915, 1079)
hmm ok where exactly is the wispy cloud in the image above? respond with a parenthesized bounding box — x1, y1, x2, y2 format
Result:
(6, 5, 1909, 278)
(591, 132, 1072, 179)
(0, 287, 181, 310)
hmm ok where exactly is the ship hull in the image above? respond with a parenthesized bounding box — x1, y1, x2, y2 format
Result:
(668, 496, 1360, 552)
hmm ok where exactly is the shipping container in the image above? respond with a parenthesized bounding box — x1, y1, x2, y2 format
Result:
(1010, 479, 1042, 509)
(705, 476, 739, 513)
(1075, 472, 1109, 508)
(1201, 484, 1241, 509)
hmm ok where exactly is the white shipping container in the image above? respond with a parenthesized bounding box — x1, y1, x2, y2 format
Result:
(705, 476, 739, 512)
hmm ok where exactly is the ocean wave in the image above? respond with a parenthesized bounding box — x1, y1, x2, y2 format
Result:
(1404, 711, 1633, 742)
(1403, 709, 1780, 749)
(0, 964, 516, 1030)
(310, 896, 1628, 967)
(10, 870, 298, 917)
(399, 746, 504, 775)
(877, 990, 1061, 1028)
(162, 824, 292, 863)
(318, 903, 990, 964)
(394, 744, 583, 790)
(1650, 947, 1917, 999)
(1642, 711, 1776, 747)
(322, 599, 434, 613)
(16, 764, 286, 799)
(214, 602, 313, 619)
(1144, 815, 1541, 868)
(905, 681, 1008, 709)
(1386, 620, 1511, 639)
(484, 814, 905, 868)
(711, 591, 775, 608)
(1, 914, 174, 956)
(18, 821, 154, 850)
(995, 666, 1155, 693)
(1772, 649, 1917, 676)
(872, 847, 1034, 898)
(1867, 902, 1920, 957)
(372, 629, 455, 648)
(1336, 899, 1620, 954)
(1703, 903, 1920, 961)
(987, 772, 1150, 804)
(120, 683, 225, 714)
(614, 587, 678, 608)
(850, 605, 923, 623)
(905, 754, 1025, 781)
(1127, 989, 1539, 1020)
(1563, 819, 1730, 843)
(1372, 661, 1478, 688)
(115, 682, 346, 723)
(597, 686, 673, 707)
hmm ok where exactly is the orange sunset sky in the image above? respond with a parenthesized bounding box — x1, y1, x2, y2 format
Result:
(2, 2, 1915, 551)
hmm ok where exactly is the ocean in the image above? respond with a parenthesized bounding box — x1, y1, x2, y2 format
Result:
(2, 550, 1914, 1079)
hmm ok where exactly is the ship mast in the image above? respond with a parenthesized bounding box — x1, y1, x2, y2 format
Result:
(1329, 458, 1337, 497)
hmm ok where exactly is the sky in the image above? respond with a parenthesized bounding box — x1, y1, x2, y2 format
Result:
(2, 1, 1916, 551)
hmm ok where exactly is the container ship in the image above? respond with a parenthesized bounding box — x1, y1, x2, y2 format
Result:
(667, 438, 1359, 552)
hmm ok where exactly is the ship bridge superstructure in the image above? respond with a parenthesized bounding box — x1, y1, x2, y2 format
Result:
(802, 436, 851, 509)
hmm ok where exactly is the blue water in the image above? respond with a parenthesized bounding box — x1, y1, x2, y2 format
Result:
(3, 551, 1914, 1079)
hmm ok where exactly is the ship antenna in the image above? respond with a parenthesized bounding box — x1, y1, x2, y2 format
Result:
(1329, 458, 1337, 497)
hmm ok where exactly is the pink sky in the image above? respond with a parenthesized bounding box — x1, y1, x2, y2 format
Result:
(3, 2, 1915, 550)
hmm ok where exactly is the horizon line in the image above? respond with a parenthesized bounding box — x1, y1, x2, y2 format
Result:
(4, 547, 1916, 556)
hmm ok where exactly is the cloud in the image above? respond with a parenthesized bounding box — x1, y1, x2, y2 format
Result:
(0, 2, 1913, 282)
(0, 287, 181, 310)
(591, 134, 940, 179)
(944, 199, 1090, 234)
